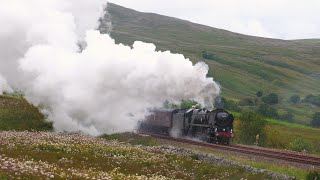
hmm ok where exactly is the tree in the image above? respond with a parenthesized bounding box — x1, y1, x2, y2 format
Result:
(311, 112, 320, 128)
(215, 97, 241, 112)
(202, 51, 216, 60)
(279, 112, 294, 123)
(163, 100, 179, 109)
(257, 103, 278, 119)
(290, 95, 300, 104)
(238, 111, 267, 146)
(303, 94, 320, 106)
(224, 99, 241, 112)
(262, 93, 279, 105)
(256, 91, 263, 97)
(180, 100, 199, 109)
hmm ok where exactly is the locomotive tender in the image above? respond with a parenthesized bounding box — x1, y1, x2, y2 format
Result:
(140, 108, 234, 144)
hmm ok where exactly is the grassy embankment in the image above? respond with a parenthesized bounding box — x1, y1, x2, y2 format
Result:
(0, 95, 53, 131)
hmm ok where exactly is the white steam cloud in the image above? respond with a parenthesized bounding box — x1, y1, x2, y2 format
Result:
(0, 0, 220, 135)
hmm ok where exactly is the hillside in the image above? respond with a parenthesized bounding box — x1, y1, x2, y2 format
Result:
(0, 95, 53, 131)
(103, 3, 320, 124)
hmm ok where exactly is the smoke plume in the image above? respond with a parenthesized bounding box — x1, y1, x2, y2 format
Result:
(0, 0, 220, 135)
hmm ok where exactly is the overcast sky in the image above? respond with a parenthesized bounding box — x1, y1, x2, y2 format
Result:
(109, 0, 320, 40)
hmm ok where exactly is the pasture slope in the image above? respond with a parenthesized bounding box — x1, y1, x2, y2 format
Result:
(104, 3, 320, 124)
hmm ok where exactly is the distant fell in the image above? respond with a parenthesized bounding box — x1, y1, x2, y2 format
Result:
(101, 3, 320, 123)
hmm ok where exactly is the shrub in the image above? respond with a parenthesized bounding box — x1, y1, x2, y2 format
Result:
(129, 137, 160, 146)
(306, 171, 320, 180)
(265, 126, 287, 149)
(101, 133, 122, 140)
(180, 100, 199, 109)
(311, 112, 320, 128)
(303, 94, 320, 106)
(224, 99, 241, 112)
(290, 95, 300, 104)
(279, 112, 294, 123)
(262, 93, 279, 105)
(287, 138, 313, 152)
(190, 154, 199, 160)
(238, 111, 267, 146)
(257, 103, 278, 119)
(239, 97, 257, 106)
(202, 51, 217, 60)
(163, 100, 200, 109)
(217, 97, 241, 112)
(256, 91, 263, 97)
(163, 101, 179, 109)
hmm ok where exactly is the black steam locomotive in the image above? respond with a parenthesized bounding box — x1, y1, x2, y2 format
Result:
(139, 108, 234, 144)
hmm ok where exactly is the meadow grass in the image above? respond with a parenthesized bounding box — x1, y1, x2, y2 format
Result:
(0, 131, 271, 179)
(101, 132, 160, 146)
(228, 156, 308, 179)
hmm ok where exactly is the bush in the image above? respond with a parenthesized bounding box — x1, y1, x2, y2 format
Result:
(287, 138, 314, 152)
(224, 99, 241, 112)
(303, 94, 320, 106)
(217, 97, 241, 112)
(238, 111, 267, 146)
(239, 97, 257, 106)
(306, 171, 320, 180)
(279, 112, 294, 123)
(256, 91, 263, 97)
(202, 51, 217, 60)
(265, 126, 287, 149)
(311, 112, 320, 128)
(163, 101, 179, 109)
(163, 100, 200, 109)
(257, 103, 278, 119)
(290, 95, 300, 104)
(129, 137, 160, 146)
(180, 100, 199, 109)
(262, 93, 279, 105)
(101, 133, 122, 140)
(190, 154, 199, 160)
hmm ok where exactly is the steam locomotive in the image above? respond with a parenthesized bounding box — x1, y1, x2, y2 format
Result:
(139, 108, 234, 144)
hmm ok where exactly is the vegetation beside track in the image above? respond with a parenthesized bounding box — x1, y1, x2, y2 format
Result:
(101, 132, 319, 180)
(0, 131, 272, 179)
(231, 111, 320, 154)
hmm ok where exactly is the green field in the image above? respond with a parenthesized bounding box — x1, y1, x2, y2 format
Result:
(105, 3, 320, 124)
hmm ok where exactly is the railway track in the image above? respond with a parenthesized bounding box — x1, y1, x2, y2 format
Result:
(142, 133, 320, 166)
